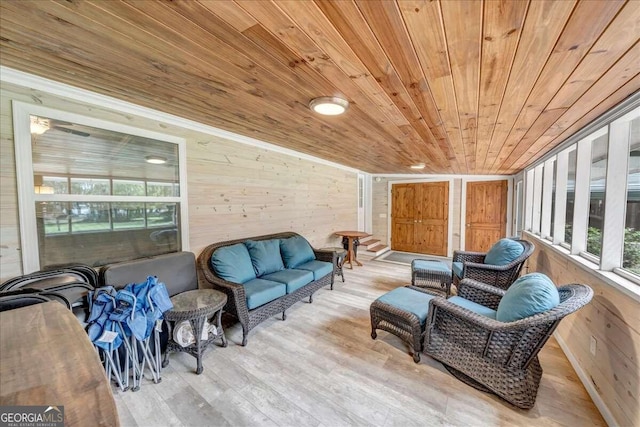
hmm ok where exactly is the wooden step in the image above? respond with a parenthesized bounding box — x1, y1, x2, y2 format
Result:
(367, 244, 390, 256)
(360, 238, 380, 250)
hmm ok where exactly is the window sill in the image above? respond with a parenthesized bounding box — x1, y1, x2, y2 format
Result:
(523, 231, 640, 303)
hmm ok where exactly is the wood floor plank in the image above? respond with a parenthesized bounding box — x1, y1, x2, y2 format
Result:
(112, 258, 605, 426)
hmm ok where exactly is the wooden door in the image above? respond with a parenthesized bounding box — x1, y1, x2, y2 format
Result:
(416, 182, 448, 256)
(391, 182, 449, 256)
(465, 180, 508, 252)
(391, 184, 418, 252)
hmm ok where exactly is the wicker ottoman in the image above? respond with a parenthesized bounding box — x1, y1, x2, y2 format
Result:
(370, 286, 438, 363)
(411, 259, 453, 297)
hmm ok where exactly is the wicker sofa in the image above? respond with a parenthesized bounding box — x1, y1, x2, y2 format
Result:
(197, 232, 336, 345)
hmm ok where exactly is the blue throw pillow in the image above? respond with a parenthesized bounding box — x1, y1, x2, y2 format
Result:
(210, 243, 256, 284)
(280, 235, 316, 268)
(244, 239, 285, 277)
(496, 273, 560, 322)
(485, 239, 524, 265)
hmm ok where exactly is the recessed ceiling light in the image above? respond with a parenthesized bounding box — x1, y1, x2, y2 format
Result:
(410, 163, 426, 170)
(309, 96, 349, 115)
(145, 155, 167, 164)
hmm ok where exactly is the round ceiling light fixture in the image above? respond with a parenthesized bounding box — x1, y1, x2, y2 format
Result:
(309, 96, 349, 116)
(145, 155, 167, 165)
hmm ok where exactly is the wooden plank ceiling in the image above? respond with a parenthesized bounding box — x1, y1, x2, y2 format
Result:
(1, 0, 638, 174)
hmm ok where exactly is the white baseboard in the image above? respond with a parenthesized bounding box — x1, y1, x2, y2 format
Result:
(553, 332, 618, 427)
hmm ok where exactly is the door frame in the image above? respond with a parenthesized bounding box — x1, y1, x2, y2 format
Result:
(460, 177, 513, 251)
(387, 178, 454, 257)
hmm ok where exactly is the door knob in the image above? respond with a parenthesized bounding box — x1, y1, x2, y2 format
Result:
(466, 223, 471, 227)
(414, 220, 418, 223)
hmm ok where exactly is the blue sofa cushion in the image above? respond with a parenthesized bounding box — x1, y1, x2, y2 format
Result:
(244, 239, 284, 276)
(376, 287, 435, 324)
(280, 236, 316, 268)
(295, 260, 333, 281)
(211, 243, 256, 284)
(496, 273, 560, 322)
(262, 269, 314, 294)
(484, 239, 524, 266)
(452, 261, 464, 278)
(448, 296, 497, 319)
(243, 278, 287, 309)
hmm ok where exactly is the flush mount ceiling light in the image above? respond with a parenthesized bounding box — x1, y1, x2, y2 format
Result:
(309, 96, 349, 115)
(145, 155, 167, 165)
(410, 163, 426, 170)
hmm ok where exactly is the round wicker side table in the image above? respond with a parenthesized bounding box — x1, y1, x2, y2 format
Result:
(162, 289, 227, 375)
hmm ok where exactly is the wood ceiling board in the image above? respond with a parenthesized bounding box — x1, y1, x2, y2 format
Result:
(314, 0, 455, 171)
(5, 1, 399, 171)
(270, 0, 450, 171)
(399, 0, 464, 173)
(481, 0, 577, 171)
(356, 0, 461, 172)
(488, 0, 625, 173)
(439, 0, 482, 172)
(1, 0, 637, 174)
(475, 0, 529, 174)
(547, 0, 640, 110)
(503, 77, 640, 175)
(198, 0, 257, 33)
(236, 0, 447, 172)
(509, 44, 640, 170)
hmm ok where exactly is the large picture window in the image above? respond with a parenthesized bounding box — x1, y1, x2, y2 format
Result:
(14, 102, 188, 272)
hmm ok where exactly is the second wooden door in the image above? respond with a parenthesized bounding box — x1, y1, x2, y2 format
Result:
(465, 180, 508, 252)
(391, 182, 449, 256)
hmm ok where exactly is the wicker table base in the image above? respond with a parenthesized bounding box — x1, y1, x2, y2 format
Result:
(162, 289, 227, 375)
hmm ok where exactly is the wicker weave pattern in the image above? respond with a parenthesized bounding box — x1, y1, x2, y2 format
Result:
(370, 286, 444, 363)
(456, 279, 505, 310)
(197, 232, 334, 345)
(452, 240, 535, 290)
(410, 260, 452, 297)
(424, 282, 593, 409)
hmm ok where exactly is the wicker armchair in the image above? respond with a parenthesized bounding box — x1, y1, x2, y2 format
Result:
(452, 239, 534, 290)
(423, 278, 593, 409)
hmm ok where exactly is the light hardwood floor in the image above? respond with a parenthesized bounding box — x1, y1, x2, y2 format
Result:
(113, 258, 605, 426)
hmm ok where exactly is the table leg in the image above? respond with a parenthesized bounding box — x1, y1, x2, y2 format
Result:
(216, 309, 227, 348)
(190, 316, 206, 375)
(346, 237, 354, 269)
(351, 237, 363, 267)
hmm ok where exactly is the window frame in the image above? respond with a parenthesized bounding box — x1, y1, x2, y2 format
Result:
(522, 93, 640, 292)
(13, 101, 189, 273)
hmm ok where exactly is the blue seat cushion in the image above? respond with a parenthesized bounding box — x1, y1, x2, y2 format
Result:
(244, 239, 284, 276)
(452, 262, 464, 278)
(262, 269, 314, 294)
(295, 260, 333, 281)
(496, 273, 560, 322)
(280, 236, 316, 268)
(448, 296, 497, 319)
(484, 239, 525, 265)
(376, 287, 436, 324)
(211, 243, 256, 284)
(413, 260, 452, 274)
(242, 278, 287, 309)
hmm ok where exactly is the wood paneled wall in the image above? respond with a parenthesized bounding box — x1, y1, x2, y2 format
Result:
(372, 178, 462, 252)
(0, 81, 357, 282)
(523, 233, 639, 427)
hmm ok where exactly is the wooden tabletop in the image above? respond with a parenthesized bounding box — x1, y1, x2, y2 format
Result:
(334, 230, 371, 238)
(0, 302, 119, 426)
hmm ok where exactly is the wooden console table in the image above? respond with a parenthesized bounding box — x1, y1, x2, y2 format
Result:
(0, 302, 119, 426)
